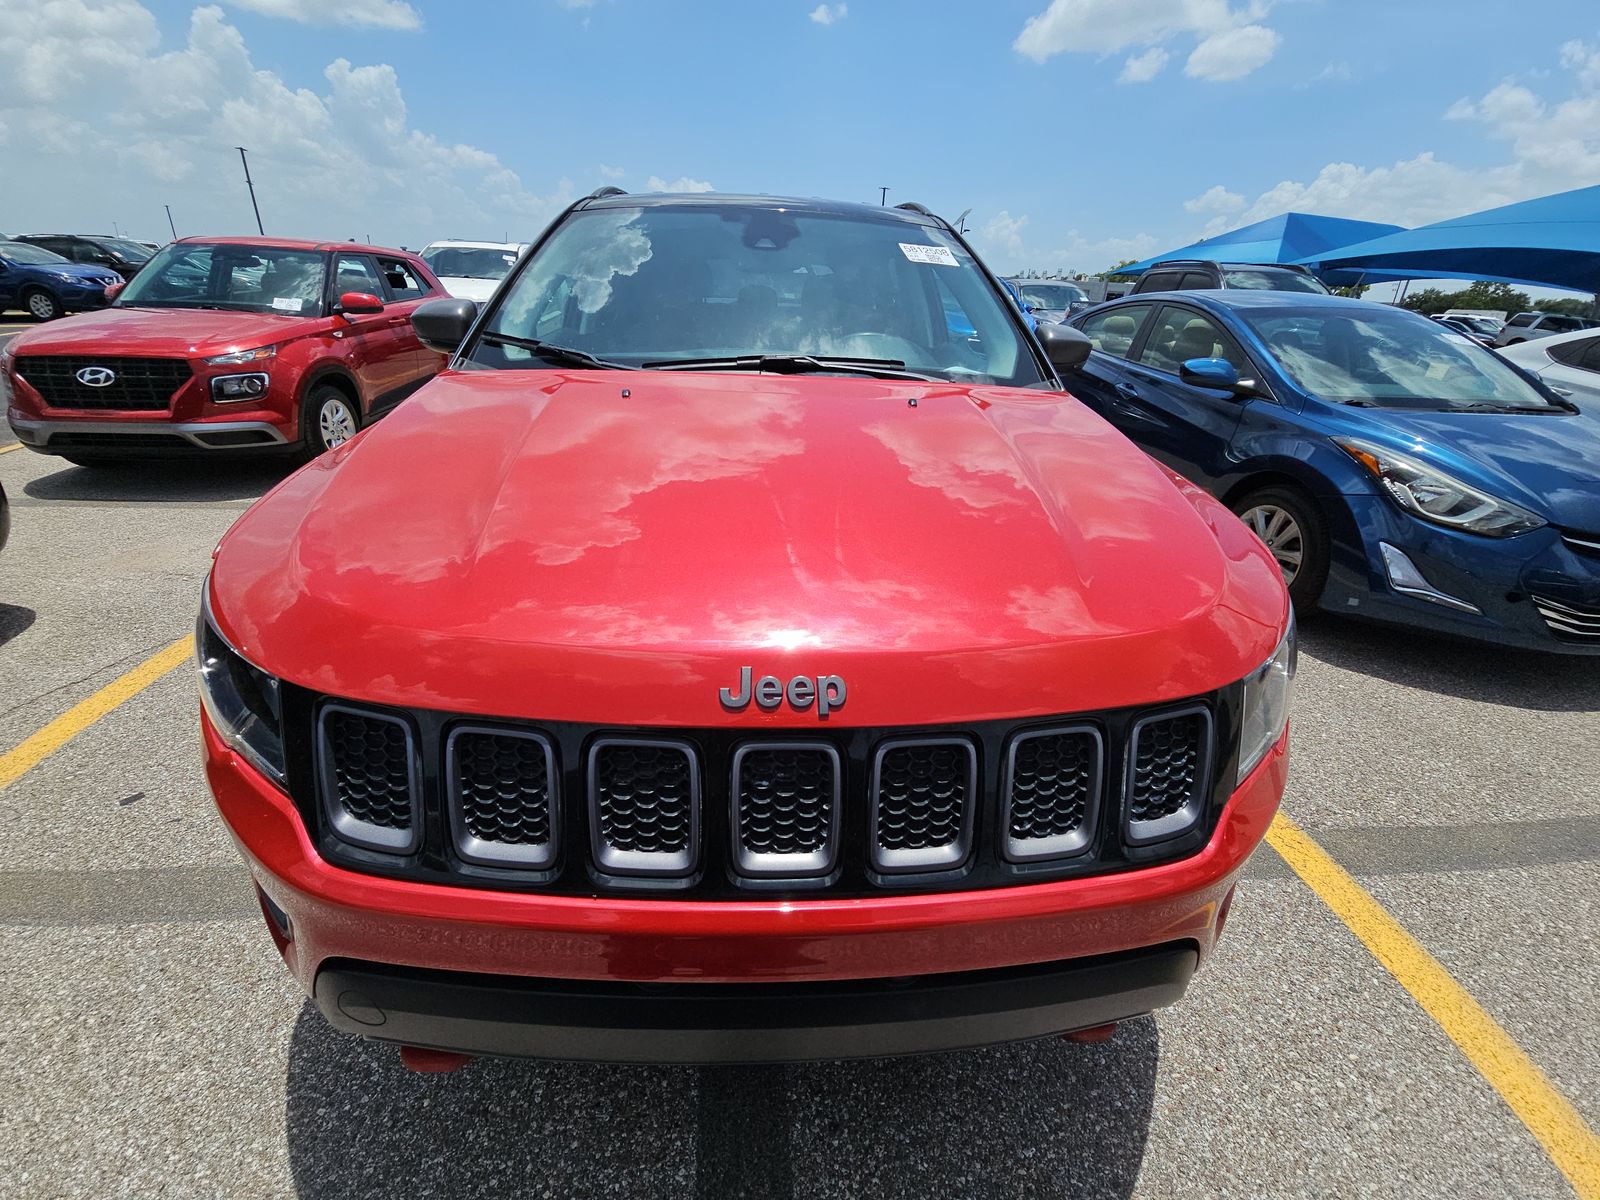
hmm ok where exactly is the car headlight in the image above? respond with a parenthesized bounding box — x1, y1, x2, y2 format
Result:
(196, 588, 286, 788)
(1338, 438, 1545, 537)
(205, 346, 277, 366)
(54, 272, 81, 283)
(1237, 615, 1296, 784)
(211, 373, 270, 402)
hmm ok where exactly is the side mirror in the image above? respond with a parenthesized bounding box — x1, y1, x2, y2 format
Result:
(1179, 357, 1242, 392)
(105, 280, 126, 300)
(1035, 322, 1093, 372)
(411, 297, 479, 354)
(337, 291, 385, 316)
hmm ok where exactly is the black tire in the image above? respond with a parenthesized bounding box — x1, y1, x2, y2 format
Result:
(22, 288, 61, 321)
(1231, 485, 1330, 609)
(298, 383, 361, 461)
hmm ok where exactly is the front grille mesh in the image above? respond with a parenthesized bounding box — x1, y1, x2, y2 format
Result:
(1006, 729, 1099, 858)
(737, 747, 835, 857)
(323, 709, 413, 830)
(453, 730, 552, 847)
(15, 355, 191, 411)
(1531, 593, 1600, 642)
(593, 742, 695, 855)
(873, 740, 974, 871)
(1129, 711, 1207, 824)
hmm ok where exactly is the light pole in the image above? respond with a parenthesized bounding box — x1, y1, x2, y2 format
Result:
(237, 146, 264, 236)
(879, 186, 889, 206)
(165, 205, 177, 240)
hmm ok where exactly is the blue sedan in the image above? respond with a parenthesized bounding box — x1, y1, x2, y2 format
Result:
(0, 240, 121, 321)
(1066, 291, 1600, 652)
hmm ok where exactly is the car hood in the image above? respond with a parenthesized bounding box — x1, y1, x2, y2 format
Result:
(211, 371, 1287, 726)
(7, 305, 316, 359)
(436, 277, 501, 303)
(1357, 409, 1600, 532)
(20, 261, 118, 283)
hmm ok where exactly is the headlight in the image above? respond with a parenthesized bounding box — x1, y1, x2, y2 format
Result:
(196, 589, 286, 787)
(1338, 438, 1545, 537)
(54, 272, 81, 283)
(211, 373, 270, 402)
(205, 346, 277, 366)
(1237, 615, 1296, 784)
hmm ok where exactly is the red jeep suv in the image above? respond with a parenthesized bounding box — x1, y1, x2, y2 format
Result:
(199, 193, 1294, 1066)
(3, 237, 445, 464)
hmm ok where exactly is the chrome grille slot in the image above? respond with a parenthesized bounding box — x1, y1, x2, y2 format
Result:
(1003, 726, 1102, 862)
(1124, 706, 1212, 845)
(870, 738, 976, 874)
(1531, 593, 1600, 643)
(446, 726, 558, 869)
(588, 738, 699, 876)
(14, 355, 191, 411)
(316, 704, 419, 853)
(731, 742, 841, 878)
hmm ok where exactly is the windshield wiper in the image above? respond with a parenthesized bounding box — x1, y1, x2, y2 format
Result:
(1452, 401, 1575, 414)
(478, 332, 626, 370)
(641, 354, 939, 382)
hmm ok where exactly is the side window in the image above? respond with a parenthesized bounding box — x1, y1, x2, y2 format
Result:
(1137, 307, 1247, 375)
(1579, 340, 1600, 373)
(37, 237, 74, 257)
(1178, 272, 1215, 290)
(1141, 271, 1183, 293)
(1506, 313, 1535, 328)
(1077, 304, 1152, 360)
(376, 257, 427, 301)
(1548, 336, 1594, 365)
(332, 255, 384, 299)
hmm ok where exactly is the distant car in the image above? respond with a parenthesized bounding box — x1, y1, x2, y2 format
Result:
(1493, 311, 1594, 347)
(418, 240, 530, 303)
(1433, 316, 1496, 348)
(12, 234, 152, 281)
(1067, 291, 1600, 652)
(1008, 280, 1091, 324)
(1498, 327, 1600, 406)
(0, 240, 121, 321)
(4, 236, 447, 464)
(1128, 260, 1329, 296)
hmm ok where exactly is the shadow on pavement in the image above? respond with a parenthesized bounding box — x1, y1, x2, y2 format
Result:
(21, 457, 292, 505)
(285, 1005, 1159, 1200)
(0, 604, 36, 649)
(1297, 611, 1600, 712)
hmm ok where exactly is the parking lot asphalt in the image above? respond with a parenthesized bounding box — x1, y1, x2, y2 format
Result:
(0, 441, 1596, 1199)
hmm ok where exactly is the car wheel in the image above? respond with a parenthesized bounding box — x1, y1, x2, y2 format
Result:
(22, 288, 61, 321)
(1232, 485, 1330, 609)
(301, 384, 361, 459)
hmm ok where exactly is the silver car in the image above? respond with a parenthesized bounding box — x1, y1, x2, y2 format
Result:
(1493, 310, 1593, 347)
(1498, 326, 1600, 405)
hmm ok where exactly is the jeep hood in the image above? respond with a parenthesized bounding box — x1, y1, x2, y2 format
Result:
(212, 370, 1287, 726)
(9, 305, 313, 360)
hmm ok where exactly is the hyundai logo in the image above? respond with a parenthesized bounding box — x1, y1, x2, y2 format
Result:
(75, 366, 117, 388)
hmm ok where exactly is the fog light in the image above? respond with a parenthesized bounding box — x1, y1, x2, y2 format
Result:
(1378, 542, 1481, 614)
(211, 372, 270, 402)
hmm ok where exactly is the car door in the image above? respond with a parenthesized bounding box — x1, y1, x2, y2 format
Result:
(330, 253, 413, 410)
(1063, 303, 1157, 427)
(1110, 303, 1252, 486)
(0, 256, 16, 310)
(373, 255, 443, 384)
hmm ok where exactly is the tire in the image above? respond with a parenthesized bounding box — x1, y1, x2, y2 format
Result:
(299, 383, 361, 460)
(1231, 485, 1330, 609)
(22, 288, 61, 321)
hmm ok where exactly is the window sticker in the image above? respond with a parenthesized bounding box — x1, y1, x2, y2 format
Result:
(271, 296, 304, 312)
(899, 243, 959, 267)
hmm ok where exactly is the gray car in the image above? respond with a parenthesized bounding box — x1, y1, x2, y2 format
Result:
(1493, 310, 1594, 347)
(1007, 279, 1091, 324)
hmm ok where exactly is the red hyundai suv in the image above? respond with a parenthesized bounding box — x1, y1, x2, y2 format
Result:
(3, 237, 445, 464)
(199, 193, 1294, 1067)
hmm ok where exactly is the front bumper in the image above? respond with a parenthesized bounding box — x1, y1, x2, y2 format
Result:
(204, 710, 1287, 1058)
(9, 411, 294, 456)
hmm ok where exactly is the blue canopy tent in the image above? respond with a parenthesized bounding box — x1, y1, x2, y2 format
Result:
(1116, 212, 1405, 276)
(1299, 184, 1600, 294)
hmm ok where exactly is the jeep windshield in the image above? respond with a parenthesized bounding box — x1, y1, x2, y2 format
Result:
(115, 244, 328, 316)
(468, 202, 1049, 386)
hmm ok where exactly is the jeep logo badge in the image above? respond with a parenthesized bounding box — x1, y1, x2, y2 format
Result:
(719, 666, 846, 718)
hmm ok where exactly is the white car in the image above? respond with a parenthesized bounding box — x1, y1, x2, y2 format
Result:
(418, 239, 529, 303)
(1492, 310, 1593, 347)
(1498, 326, 1600, 405)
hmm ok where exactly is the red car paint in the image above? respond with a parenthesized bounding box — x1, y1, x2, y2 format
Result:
(3, 236, 445, 459)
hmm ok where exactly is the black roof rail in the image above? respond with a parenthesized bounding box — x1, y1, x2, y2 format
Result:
(587, 186, 627, 200)
(894, 202, 947, 227)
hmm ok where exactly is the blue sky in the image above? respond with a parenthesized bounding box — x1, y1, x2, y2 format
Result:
(2, 0, 1598, 281)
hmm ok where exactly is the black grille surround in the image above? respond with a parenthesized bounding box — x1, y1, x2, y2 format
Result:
(286, 685, 1245, 900)
(15, 355, 193, 411)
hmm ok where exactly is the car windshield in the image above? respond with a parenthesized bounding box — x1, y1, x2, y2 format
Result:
(471, 204, 1046, 386)
(115, 244, 328, 315)
(99, 238, 153, 261)
(0, 241, 69, 265)
(422, 245, 520, 281)
(1016, 283, 1087, 309)
(1222, 267, 1329, 294)
(1244, 308, 1564, 411)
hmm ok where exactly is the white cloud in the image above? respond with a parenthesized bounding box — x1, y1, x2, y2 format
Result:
(1118, 46, 1169, 84)
(220, 0, 421, 29)
(1014, 0, 1279, 81)
(599, 163, 626, 180)
(809, 3, 847, 25)
(647, 175, 715, 193)
(973, 211, 1159, 275)
(1183, 184, 1244, 214)
(0, 2, 571, 245)
(1184, 23, 1277, 81)
(982, 211, 1029, 255)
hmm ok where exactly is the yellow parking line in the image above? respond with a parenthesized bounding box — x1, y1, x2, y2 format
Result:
(0, 442, 21, 454)
(0, 636, 194, 790)
(1268, 812, 1600, 1197)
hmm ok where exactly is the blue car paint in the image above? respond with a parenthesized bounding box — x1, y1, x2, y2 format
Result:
(946, 278, 1037, 338)
(0, 242, 120, 317)
(1067, 290, 1600, 652)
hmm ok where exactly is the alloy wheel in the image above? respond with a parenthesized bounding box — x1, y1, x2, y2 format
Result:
(26, 291, 58, 320)
(1241, 503, 1304, 585)
(318, 397, 357, 450)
